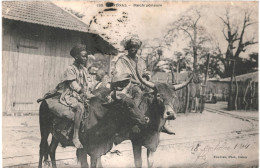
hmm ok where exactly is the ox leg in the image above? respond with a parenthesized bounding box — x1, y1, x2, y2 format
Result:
(147, 149, 154, 168)
(97, 158, 103, 168)
(38, 102, 51, 168)
(132, 143, 142, 168)
(90, 157, 98, 168)
(76, 148, 89, 168)
(49, 137, 59, 168)
(38, 131, 49, 168)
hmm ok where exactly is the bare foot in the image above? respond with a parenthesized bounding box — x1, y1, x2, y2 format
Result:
(73, 138, 83, 148)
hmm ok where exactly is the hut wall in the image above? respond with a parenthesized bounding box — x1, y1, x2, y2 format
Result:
(206, 80, 258, 110)
(232, 80, 258, 110)
(206, 81, 229, 101)
(2, 20, 82, 113)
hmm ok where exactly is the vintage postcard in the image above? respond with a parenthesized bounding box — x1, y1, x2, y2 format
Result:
(2, 1, 258, 167)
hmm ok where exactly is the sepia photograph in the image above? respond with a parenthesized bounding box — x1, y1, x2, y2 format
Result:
(2, 1, 258, 167)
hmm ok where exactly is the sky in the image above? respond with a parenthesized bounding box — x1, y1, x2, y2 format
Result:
(54, 1, 258, 59)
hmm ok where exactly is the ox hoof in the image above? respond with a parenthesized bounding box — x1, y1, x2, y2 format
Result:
(43, 160, 50, 167)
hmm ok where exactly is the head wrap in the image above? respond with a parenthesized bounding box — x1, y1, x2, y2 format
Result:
(70, 44, 87, 57)
(121, 35, 142, 50)
(96, 69, 106, 78)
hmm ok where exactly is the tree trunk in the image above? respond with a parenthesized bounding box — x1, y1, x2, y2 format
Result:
(251, 82, 256, 110)
(243, 80, 250, 111)
(228, 60, 235, 110)
(200, 54, 210, 113)
(185, 85, 190, 114)
(170, 66, 175, 84)
(234, 76, 238, 110)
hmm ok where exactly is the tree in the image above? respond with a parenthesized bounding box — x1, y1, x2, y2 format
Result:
(215, 8, 258, 78)
(164, 7, 215, 113)
(216, 7, 258, 110)
(165, 8, 212, 72)
(140, 39, 166, 73)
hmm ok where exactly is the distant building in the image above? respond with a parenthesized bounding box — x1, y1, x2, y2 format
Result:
(2, 1, 117, 114)
(218, 71, 258, 83)
(207, 71, 258, 101)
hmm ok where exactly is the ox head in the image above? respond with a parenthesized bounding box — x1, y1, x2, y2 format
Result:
(105, 91, 149, 126)
(136, 62, 193, 120)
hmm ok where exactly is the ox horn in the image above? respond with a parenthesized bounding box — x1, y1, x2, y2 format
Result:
(173, 73, 194, 91)
(136, 59, 155, 89)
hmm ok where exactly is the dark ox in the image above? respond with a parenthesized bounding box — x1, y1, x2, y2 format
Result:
(38, 87, 149, 168)
(127, 64, 193, 167)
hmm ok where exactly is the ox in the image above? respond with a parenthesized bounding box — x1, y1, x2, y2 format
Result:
(126, 64, 193, 167)
(38, 87, 149, 168)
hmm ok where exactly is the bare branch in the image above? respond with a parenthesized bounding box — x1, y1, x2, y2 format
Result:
(225, 8, 231, 26)
(235, 11, 250, 57)
(194, 11, 201, 27)
(222, 28, 228, 40)
(233, 30, 240, 41)
(243, 41, 258, 47)
(246, 21, 257, 27)
(229, 28, 239, 42)
(179, 28, 194, 42)
(219, 16, 229, 26)
(198, 38, 210, 45)
(235, 39, 258, 57)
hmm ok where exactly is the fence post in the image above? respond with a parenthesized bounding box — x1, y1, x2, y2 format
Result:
(200, 54, 210, 113)
(185, 82, 189, 114)
(227, 59, 236, 110)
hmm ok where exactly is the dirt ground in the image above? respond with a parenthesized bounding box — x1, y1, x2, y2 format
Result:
(2, 102, 259, 167)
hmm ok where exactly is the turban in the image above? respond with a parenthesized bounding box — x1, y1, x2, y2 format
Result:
(122, 35, 142, 50)
(70, 44, 87, 57)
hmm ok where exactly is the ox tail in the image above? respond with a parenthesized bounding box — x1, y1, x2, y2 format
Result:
(39, 100, 51, 166)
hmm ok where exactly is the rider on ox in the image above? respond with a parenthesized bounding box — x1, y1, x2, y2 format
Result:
(110, 36, 175, 135)
(40, 44, 95, 149)
(94, 69, 110, 90)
